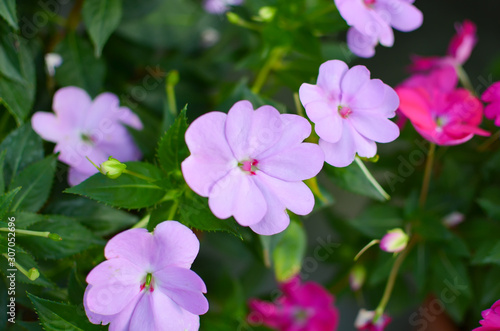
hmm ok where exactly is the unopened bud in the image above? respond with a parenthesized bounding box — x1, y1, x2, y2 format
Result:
(349, 264, 366, 291)
(379, 228, 409, 253)
(100, 157, 127, 179)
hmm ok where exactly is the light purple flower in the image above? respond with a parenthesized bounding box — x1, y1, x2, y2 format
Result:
(203, 0, 243, 14)
(335, 0, 423, 58)
(181, 101, 324, 235)
(84, 221, 208, 330)
(299, 60, 400, 167)
(31, 86, 142, 186)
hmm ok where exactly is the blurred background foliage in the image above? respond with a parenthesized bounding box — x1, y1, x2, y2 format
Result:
(1, 0, 500, 330)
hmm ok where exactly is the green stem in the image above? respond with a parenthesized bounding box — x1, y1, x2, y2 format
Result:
(373, 238, 416, 321)
(251, 47, 287, 95)
(0, 228, 61, 240)
(419, 143, 436, 209)
(2, 254, 40, 281)
(166, 71, 179, 116)
(354, 239, 380, 261)
(132, 214, 150, 229)
(457, 66, 475, 94)
(478, 130, 500, 151)
(167, 200, 180, 220)
(354, 156, 390, 201)
(122, 169, 157, 183)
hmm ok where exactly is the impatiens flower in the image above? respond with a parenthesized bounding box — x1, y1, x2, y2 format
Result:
(396, 86, 490, 145)
(473, 300, 500, 331)
(181, 101, 324, 235)
(299, 60, 400, 167)
(31, 86, 142, 186)
(335, 0, 423, 58)
(481, 82, 500, 126)
(84, 221, 208, 330)
(379, 228, 408, 253)
(203, 0, 243, 14)
(354, 309, 391, 331)
(248, 276, 339, 331)
(447, 20, 477, 65)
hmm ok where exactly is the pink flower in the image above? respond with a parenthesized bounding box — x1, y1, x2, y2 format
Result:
(84, 221, 208, 330)
(354, 309, 391, 331)
(203, 0, 243, 14)
(473, 300, 500, 331)
(31, 86, 142, 186)
(299, 60, 400, 167)
(335, 0, 423, 58)
(181, 101, 324, 235)
(379, 228, 408, 253)
(248, 276, 339, 331)
(396, 86, 490, 145)
(481, 82, 500, 126)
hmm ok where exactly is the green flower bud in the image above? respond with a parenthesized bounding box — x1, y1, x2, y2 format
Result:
(100, 157, 127, 179)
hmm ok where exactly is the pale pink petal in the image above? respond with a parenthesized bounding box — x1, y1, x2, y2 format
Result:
(347, 27, 377, 58)
(298, 83, 327, 106)
(128, 294, 156, 330)
(85, 259, 143, 315)
(304, 100, 342, 143)
(96, 125, 142, 162)
(55, 138, 108, 174)
(31, 112, 70, 142)
(52, 86, 91, 127)
(208, 168, 267, 226)
(349, 114, 400, 143)
(366, 9, 394, 47)
(350, 124, 378, 158)
(319, 123, 356, 167)
(106, 294, 141, 331)
(340, 65, 371, 105)
(152, 221, 201, 270)
(84, 285, 113, 326)
(68, 167, 95, 186)
(348, 79, 386, 110)
(225, 102, 283, 160)
(256, 114, 312, 159)
(259, 143, 324, 181)
(182, 155, 236, 197)
(154, 266, 208, 315)
(382, 0, 423, 32)
(256, 172, 315, 215)
(151, 291, 200, 331)
(316, 60, 349, 98)
(104, 228, 154, 270)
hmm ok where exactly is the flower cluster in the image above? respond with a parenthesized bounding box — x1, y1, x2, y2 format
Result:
(335, 0, 423, 58)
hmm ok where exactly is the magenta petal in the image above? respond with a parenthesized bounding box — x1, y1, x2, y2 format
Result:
(349, 114, 400, 143)
(225, 102, 283, 160)
(305, 100, 342, 143)
(208, 168, 267, 226)
(151, 291, 200, 331)
(256, 172, 315, 216)
(104, 228, 153, 269)
(155, 266, 208, 315)
(256, 114, 312, 159)
(85, 259, 142, 315)
(347, 27, 377, 58)
(316, 60, 349, 97)
(259, 143, 324, 181)
(152, 221, 201, 269)
(31, 112, 68, 142)
(52, 86, 91, 127)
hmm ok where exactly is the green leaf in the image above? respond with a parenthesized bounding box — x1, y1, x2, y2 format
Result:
(157, 106, 189, 174)
(0, 27, 23, 82)
(0, 0, 18, 30)
(28, 293, 105, 331)
(478, 198, 500, 220)
(272, 220, 307, 282)
(83, 0, 123, 57)
(0, 149, 6, 195)
(348, 205, 403, 238)
(324, 163, 387, 202)
(0, 122, 43, 185)
(471, 241, 500, 265)
(45, 197, 138, 237)
(0, 187, 21, 221)
(17, 215, 104, 259)
(9, 155, 56, 212)
(68, 266, 86, 305)
(55, 33, 106, 97)
(0, 40, 36, 124)
(65, 162, 165, 209)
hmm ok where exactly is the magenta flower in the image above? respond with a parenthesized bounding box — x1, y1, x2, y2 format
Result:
(248, 276, 339, 331)
(31, 86, 142, 186)
(482, 82, 500, 126)
(447, 20, 477, 65)
(354, 309, 391, 331)
(84, 221, 208, 330)
(299, 60, 400, 167)
(181, 101, 324, 235)
(335, 0, 423, 58)
(396, 86, 490, 145)
(203, 0, 243, 14)
(473, 300, 500, 331)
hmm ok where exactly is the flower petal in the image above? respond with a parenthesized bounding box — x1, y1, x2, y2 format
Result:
(383, 0, 423, 32)
(152, 221, 201, 269)
(304, 100, 342, 143)
(299, 83, 326, 106)
(68, 167, 94, 186)
(182, 155, 236, 197)
(208, 168, 267, 226)
(340, 65, 371, 105)
(31, 112, 69, 142)
(52, 86, 91, 127)
(154, 266, 208, 315)
(347, 27, 377, 58)
(151, 291, 200, 331)
(259, 143, 324, 181)
(104, 228, 154, 269)
(349, 114, 400, 143)
(250, 180, 290, 236)
(316, 60, 348, 98)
